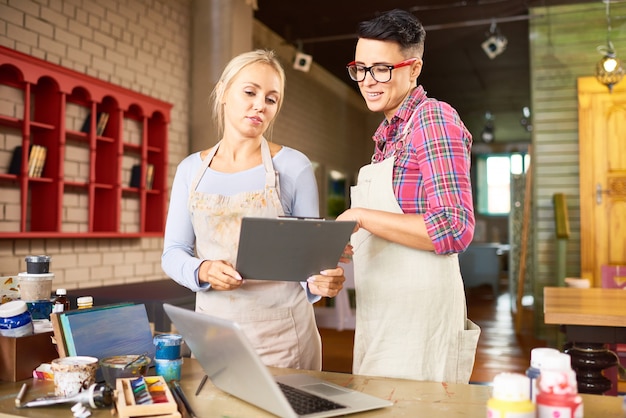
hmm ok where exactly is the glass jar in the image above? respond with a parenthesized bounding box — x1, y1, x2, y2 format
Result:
(53, 288, 70, 313)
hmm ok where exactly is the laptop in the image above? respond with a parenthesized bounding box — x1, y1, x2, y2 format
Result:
(235, 217, 356, 281)
(162, 303, 393, 418)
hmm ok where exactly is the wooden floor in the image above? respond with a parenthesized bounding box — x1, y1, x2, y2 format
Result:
(318, 282, 547, 384)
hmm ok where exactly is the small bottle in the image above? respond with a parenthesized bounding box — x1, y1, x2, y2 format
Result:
(526, 347, 560, 403)
(536, 352, 583, 418)
(487, 372, 535, 418)
(76, 296, 93, 309)
(52, 288, 70, 313)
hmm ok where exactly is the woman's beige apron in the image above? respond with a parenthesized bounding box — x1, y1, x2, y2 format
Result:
(188, 139, 321, 370)
(350, 116, 480, 383)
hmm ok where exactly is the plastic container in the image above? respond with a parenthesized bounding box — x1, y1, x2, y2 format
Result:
(52, 288, 70, 313)
(17, 272, 54, 301)
(154, 358, 183, 382)
(526, 347, 560, 403)
(77, 296, 93, 309)
(154, 356, 182, 383)
(153, 334, 183, 360)
(487, 372, 535, 418)
(26, 300, 54, 320)
(0, 300, 34, 337)
(25, 255, 51, 274)
(536, 352, 583, 418)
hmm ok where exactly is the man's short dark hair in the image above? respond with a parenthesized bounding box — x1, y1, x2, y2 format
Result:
(358, 9, 426, 57)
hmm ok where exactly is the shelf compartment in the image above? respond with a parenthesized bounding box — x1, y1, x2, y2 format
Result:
(0, 46, 172, 238)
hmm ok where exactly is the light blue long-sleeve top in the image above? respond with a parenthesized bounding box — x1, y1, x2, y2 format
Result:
(161, 146, 320, 301)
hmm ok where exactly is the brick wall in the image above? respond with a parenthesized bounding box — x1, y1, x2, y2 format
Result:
(0, 0, 191, 289)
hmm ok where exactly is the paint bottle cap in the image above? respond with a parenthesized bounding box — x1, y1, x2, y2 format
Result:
(530, 347, 560, 369)
(492, 373, 531, 401)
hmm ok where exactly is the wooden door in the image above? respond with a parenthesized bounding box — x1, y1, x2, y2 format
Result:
(578, 77, 626, 286)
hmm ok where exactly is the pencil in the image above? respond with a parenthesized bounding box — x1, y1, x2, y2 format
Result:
(172, 381, 197, 418)
(15, 383, 27, 407)
(195, 375, 208, 396)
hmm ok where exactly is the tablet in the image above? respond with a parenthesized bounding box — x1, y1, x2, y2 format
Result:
(235, 217, 356, 281)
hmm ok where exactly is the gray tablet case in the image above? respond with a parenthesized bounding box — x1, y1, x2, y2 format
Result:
(236, 217, 356, 281)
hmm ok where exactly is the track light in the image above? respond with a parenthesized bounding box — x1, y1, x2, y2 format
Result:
(520, 106, 532, 133)
(481, 111, 495, 143)
(595, 1, 624, 92)
(293, 52, 312, 72)
(482, 21, 507, 60)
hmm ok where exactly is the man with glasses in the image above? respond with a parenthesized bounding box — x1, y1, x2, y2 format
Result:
(337, 9, 480, 383)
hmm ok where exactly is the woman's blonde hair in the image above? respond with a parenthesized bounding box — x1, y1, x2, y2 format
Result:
(210, 49, 286, 138)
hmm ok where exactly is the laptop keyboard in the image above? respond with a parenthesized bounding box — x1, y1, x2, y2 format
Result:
(277, 382, 347, 416)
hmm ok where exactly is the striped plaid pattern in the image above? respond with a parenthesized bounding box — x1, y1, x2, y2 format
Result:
(371, 86, 475, 254)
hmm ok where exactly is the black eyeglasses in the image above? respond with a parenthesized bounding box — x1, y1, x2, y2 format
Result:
(346, 58, 417, 83)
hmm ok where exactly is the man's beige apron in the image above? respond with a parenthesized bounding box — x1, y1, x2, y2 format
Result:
(350, 119, 480, 383)
(188, 139, 321, 370)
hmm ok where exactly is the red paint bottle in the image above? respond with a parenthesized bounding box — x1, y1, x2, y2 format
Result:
(536, 352, 583, 418)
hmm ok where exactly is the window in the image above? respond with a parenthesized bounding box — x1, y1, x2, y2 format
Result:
(476, 153, 529, 216)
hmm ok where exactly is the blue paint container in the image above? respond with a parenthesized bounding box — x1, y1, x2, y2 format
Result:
(0, 300, 34, 337)
(154, 358, 183, 382)
(26, 300, 54, 320)
(153, 334, 183, 360)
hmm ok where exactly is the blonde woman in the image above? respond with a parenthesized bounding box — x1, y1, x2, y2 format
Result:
(162, 50, 346, 370)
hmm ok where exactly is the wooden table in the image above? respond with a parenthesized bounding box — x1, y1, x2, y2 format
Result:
(0, 358, 624, 417)
(544, 287, 626, 395)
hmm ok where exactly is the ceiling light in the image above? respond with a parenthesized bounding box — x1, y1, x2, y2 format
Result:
(481, 111, 495, 143)
(482, 21, 507, 60)
(293, 52, 312, 73)
(520, 106, 532, 132)
(595, 0, 624, 92)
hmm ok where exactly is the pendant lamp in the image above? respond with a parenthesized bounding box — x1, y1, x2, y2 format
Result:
(596, 0, 624, 92)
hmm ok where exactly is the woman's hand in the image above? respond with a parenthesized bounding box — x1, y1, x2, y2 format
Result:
(199, 260, 244, 291)
(339, 243, 354, 263)
(307, 266, 346, 297)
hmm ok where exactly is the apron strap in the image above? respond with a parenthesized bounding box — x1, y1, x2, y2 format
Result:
(190, 138, 280, 193)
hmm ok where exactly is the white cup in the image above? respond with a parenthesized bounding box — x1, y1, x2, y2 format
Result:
(51, 356, 98, 397)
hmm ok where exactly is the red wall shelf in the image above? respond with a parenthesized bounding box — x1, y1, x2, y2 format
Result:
(0, 46, 172, 238)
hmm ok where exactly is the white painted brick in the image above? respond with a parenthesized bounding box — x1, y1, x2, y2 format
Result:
(90, 265, 113, 280)
(0, 4, 24, 25)
(54, 27, 80, 48)
(100, 20, 111, 35)
(66, 46, 91, 67)
(104, 9, 128, 29)
(93, 31, 115, 49)
(78, 38, 104, 57)
(77, 253, 101, 267)
(113, 263, 134, 278)
(48, 0, 63, 14)
(105, 48, 126, 66)
(67, 18, 92, 39)
(40, 7, 68, 29)
(63, 267, 90, 282)
(39, 35, 67, 58)
(80, 1, 105, 19)
(115, 42, 135, 59)
(110, 24, 122, 39)
(90, 55, 114, 74)
(8, 0, 40, 16)
(102, 251, 125, 265)
(7, 23, 38, 46)
(75, 8, 88, 25)
(49, 253, 79, 270)
(24, 15, 53, 37)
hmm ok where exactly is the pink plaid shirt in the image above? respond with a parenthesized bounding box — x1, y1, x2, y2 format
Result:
(371, 86, 474, 254)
